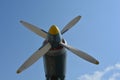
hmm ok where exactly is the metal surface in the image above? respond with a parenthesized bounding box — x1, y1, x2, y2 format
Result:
(44, 47, 66, 80)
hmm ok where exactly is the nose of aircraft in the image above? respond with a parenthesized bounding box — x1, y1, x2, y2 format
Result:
(49, 25, 60, 35)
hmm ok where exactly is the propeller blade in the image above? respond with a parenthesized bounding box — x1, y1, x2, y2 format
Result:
(61, 16, 81, 34)
(17, 43, 51, 74)
(60, 42, 99, 65)
(20, 20, 47, 38)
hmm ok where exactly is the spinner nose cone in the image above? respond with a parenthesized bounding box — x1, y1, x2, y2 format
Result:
(49, 25, 60, 35)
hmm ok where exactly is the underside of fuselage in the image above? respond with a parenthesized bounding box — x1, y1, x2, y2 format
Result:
(43, 39, 67, 80)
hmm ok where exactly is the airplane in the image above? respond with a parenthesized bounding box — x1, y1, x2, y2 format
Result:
(16, 16, 99, 80)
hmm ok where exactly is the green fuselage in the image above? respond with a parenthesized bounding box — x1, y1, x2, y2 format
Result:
(43, 29, 67, 80)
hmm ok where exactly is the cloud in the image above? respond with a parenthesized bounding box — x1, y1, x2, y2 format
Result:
(109, 73, 120, 80)
(78, 63, 120, 80)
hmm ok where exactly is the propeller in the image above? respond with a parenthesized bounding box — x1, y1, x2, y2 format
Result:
(20, 20, 47, 38)
(61, 16, 81, 34)
(17, 43, 51, 74)
(60, 42, 99, 65)
(17, 15, 99, 74)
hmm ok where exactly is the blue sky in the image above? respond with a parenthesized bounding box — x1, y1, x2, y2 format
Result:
(0, 0, 120, 80)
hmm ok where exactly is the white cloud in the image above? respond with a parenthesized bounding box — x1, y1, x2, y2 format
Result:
(78, 63, 120, 80)
(109, 73, 120, 80)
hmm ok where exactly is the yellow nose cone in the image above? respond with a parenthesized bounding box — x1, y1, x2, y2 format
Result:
(49, 25, 60, 35)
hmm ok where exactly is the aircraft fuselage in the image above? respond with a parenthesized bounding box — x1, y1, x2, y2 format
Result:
(43, 45, 66, 80)
(43, 25, 67, 80)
